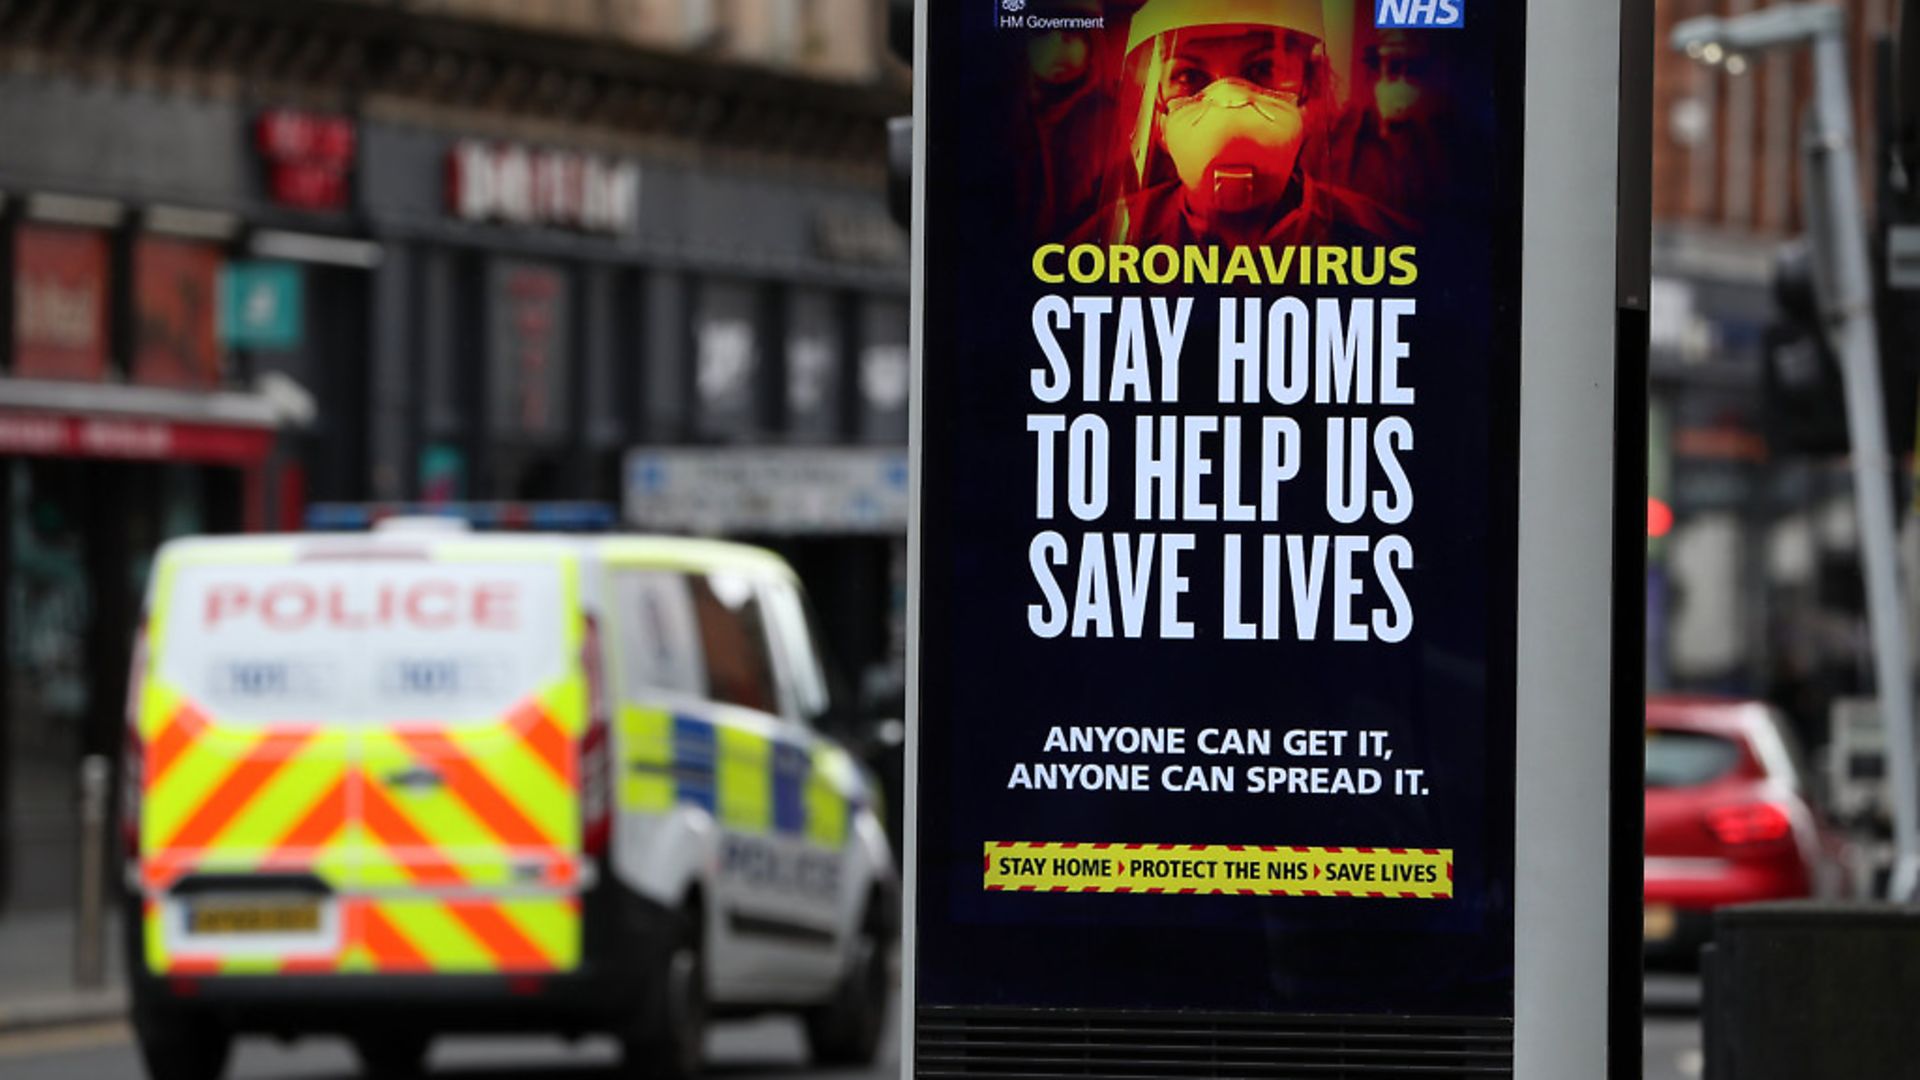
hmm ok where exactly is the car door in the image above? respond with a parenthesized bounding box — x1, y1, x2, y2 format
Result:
(755, 576, 863, 992)
(686, 568, 839, 997)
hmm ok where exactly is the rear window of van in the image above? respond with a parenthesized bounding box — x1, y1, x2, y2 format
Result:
(156, 558, 568, 725)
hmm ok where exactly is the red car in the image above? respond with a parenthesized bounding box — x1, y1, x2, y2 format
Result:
(1643, 695, 1856, 961)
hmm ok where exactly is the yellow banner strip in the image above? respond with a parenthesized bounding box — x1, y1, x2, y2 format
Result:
(983, 841, 1453, 899)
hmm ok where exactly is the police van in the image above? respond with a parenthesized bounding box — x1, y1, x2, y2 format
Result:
(122, 523, 896, 1080)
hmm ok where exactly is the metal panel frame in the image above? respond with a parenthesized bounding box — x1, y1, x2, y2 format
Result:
(902, 0, 1646, 1073)
(1514, 0, 1643, 1072)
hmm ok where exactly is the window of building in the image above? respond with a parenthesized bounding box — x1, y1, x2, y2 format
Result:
(133, 237, 223, 390)
(12, 225, 109, 382)
(858, 297, 909, 444)
(785, 288, 844, 442)
(611, 569, 708, 701)
(692, 278, 765, 442)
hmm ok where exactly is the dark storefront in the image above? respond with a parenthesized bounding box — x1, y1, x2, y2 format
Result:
(357, 122, 910, 694)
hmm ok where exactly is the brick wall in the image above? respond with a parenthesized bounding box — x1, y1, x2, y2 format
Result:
(1652, 0, 1898, 235)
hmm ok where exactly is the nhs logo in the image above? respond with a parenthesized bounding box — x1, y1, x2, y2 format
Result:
(1375, 0, 1464, 28)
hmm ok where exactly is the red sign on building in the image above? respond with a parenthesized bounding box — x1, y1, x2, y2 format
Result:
(13, 225, 109, 381)
(256, 108, 356, 212)
(0, 410, 273, 465)
(448, 140, 640, 235)
(133, 238, 222, 390)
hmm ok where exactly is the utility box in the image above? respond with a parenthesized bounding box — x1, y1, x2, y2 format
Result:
(1826, 697, 1891, 824)
(1706, 903, 1920, 1079)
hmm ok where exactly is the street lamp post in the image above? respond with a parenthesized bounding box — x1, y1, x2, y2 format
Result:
(1674, 3, 1920, 898)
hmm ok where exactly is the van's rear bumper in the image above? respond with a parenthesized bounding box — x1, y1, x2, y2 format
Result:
(127, 875, 676, 1037)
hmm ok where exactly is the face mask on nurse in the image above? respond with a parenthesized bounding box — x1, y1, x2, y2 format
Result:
(1157, 27, 1314, 216)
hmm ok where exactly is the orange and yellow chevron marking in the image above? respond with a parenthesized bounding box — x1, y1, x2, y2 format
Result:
(137, 679, 585, 976)
(355, 904, 432, 972)
(161, 731, 315, 851)
(359, 782, 467, 887)
(142, 899, 168, 973)
(145, 704, 210, 787)
(142, 720, 352, 890)
(510, 701, 572, 784)
(983, 842, 1455, 900)
(261, 778, 350, 870)
(152, 896, 581, 977)
(445, 900, 549, 970)
(396, 729, 563, 851)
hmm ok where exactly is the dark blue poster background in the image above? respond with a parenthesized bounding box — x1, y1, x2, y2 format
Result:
(913, 0, 1523, 1018)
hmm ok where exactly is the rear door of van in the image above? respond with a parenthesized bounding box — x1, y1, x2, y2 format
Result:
(131, 539, 593, 979)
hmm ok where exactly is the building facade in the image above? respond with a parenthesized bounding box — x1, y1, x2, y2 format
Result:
(1647, 0, 1901, 744)
(0, 0, 908, 915)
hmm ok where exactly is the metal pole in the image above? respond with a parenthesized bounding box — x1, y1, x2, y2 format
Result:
(1806, 16, 1920, 898)
(74, 754, 108, 988)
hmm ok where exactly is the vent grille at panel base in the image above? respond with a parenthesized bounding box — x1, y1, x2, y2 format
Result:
(915, 1007, 1514, 1078)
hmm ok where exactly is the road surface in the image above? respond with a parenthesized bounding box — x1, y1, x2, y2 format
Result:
(0, 998, 900, 1080)
(0, 982, 1703, 1078)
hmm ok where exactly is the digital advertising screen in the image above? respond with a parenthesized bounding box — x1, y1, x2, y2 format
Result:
(910, 0, 1529, 1022)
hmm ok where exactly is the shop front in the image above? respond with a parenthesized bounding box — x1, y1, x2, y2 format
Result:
(356, 122, 911, 687)
(0, 405, 279, 910)
(0, 84, 347, 913)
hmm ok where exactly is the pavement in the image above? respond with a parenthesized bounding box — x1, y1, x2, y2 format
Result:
(0, 907, 126, 1034)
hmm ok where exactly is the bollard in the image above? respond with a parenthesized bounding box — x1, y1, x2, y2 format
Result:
(74, 754, 109, 989)
(1705, 902, 1920, 1079)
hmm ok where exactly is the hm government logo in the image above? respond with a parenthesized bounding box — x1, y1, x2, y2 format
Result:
(996, 0, 1107, 31)
(1375, 0, 1465, 28)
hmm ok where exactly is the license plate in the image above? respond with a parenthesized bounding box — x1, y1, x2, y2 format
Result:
(188, 899, 321, 935)
(1643, 903, 1676, 943)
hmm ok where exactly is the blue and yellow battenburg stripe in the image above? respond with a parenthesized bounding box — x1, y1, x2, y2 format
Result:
(617, 705, 852, 846)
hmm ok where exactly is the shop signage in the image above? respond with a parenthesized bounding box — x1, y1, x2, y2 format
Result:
(908, 0, 1636, 1071)
(448, 140, 640, 235)
(219, 262, 304, 351)
(133, 238, 222, 390)
(814, 206, 908, 265)
(13, 225, 109, 381)
(256, 108, 356, 212)
(623, 447, 910, 535)
(0, 410, 272, 464)
(487, 260, 570, 439)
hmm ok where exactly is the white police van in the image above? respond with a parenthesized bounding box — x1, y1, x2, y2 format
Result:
(125, 519, 895, 1080)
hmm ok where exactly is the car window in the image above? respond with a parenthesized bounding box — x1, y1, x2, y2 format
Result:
(609, 569, 708, 701)
(761, 579, 831, 724)
(1645, 729, 1742, 788)
(689, 572, 779, 715)
(1759, 707, 1813, 793)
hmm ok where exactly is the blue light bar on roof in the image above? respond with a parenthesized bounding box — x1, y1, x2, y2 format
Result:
(304, 502, 618, 532)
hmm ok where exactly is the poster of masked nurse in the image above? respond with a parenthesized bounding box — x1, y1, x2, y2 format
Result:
(1008, 0, 1489, 245)
(917, 0, 1520, 1019)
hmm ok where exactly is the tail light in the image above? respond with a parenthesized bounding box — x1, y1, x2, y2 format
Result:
(1705, 802, 1794, 847)
(121, 626, 148, 856)
(579, 615, 613, 858)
